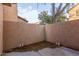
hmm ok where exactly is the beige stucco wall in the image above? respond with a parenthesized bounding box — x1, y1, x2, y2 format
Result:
(0, 4, 3, 55)
(4, 19, 79, 51)
(69, 4, 79, 21)
(3, 21, 45, 50)
(46, 20, 79, 51)
(3, 3, 18, 22)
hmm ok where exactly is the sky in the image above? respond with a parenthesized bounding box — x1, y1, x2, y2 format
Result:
(17, 3, 75, 23)
(17, 3, 52, 23)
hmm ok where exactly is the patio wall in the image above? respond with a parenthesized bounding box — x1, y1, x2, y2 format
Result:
(46, 20, 79, 51)
(3, 19, 79, 51)
(3, 21, 45, 50)
(0, 4, 3, 55)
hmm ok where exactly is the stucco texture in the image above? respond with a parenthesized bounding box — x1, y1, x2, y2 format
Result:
(3, 21, 45, 51)
(0, 4, 3, 55)
(46, 20, 79, 51)
(3, 4, 19, 22)
(68, 4, 79, 21)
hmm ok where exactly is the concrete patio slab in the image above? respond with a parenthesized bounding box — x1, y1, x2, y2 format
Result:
(39, 48, 65, 56)
(4, 47, 79, 56)
(4, 51, 41, 56)
(39, 47, 79, 56)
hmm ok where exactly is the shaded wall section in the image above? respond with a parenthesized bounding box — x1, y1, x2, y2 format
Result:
(3, 21, 45, 50)
(0, 4, 3, 55)
(46, 20, 79, 51)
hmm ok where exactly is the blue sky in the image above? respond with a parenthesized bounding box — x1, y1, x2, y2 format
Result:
(17, 3, 75, 23)
(17, 3, 52, 23)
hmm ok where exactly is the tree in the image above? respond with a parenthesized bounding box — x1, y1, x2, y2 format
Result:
(57, 14, 67, 22)
(38, 11, 52, 24)
(51, 3, 70, 23)
(38, 3, 75, 24)
(38, 11, 67, 24)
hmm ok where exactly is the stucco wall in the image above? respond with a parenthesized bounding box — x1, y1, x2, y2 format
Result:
(68, 4, 79, 21)
(3, 21, 45, 50)
(3, 20, 79, 51)
(0, 4, 3, 55)
(46, 20, 79, 51)
(3, 3, 18, 22)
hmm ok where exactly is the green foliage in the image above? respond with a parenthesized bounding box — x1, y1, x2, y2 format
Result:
(38, 11, 66, 24)
(37, 3, 73, 24)
(38, 11, 52, 24)
(57, 15, 67, 22)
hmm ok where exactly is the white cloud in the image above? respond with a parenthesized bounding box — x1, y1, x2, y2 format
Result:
(28, 6, 32, 10)
(18, 6, 40, 23)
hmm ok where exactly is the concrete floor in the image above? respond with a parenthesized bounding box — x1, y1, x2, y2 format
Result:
(4, 47, 79, 56)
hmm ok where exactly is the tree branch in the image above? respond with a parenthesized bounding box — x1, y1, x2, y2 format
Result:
(53, 3, 70, 22)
